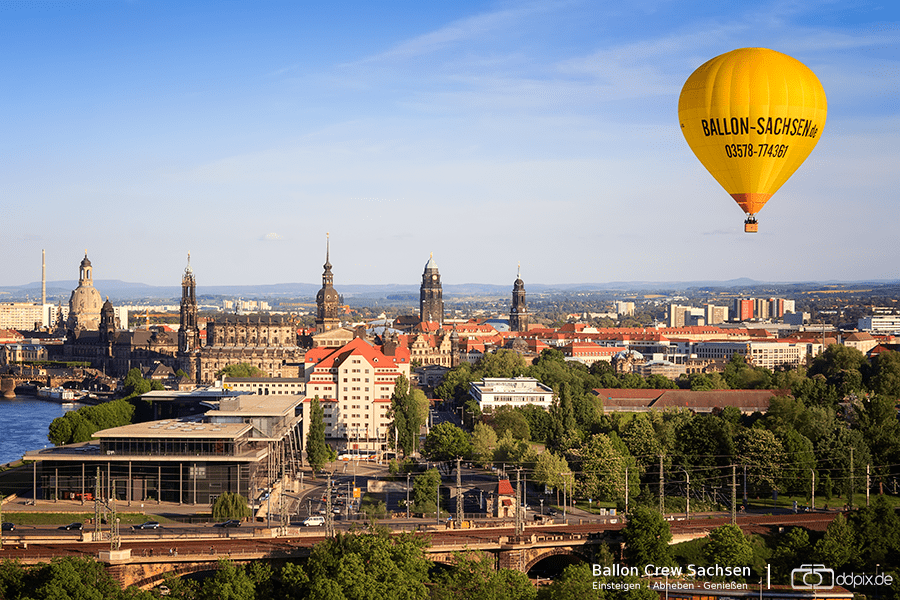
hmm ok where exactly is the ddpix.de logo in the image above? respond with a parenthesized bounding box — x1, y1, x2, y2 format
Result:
(791, 564, 835, 590)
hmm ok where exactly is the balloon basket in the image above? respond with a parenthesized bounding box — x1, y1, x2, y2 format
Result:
(744, 218, 758, 233)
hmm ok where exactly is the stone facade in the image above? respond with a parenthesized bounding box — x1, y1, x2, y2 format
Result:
(198, 314, 303, 382)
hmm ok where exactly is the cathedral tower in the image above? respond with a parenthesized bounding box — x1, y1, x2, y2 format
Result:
(316, 233, 341, 333)
(509, 265, 529, 333)
(179, 254, 201, 353)
(419, 254, 443, 325)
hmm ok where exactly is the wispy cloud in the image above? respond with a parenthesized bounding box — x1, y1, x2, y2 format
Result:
(348, 2, 554, 65)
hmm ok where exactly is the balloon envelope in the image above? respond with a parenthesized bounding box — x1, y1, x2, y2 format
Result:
(678, 48, 827, 231)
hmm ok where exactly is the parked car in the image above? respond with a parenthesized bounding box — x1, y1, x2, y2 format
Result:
(1, 522, 14, 531)
(133, 521, 161, 530)
(61, 522, 83, 530)
(216, 520, 241, 528)
(302, 516, 325, 527)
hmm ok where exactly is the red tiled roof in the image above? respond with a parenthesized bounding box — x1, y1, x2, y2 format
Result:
(307, 337, 409, 369)
(497, 479, 515, 496)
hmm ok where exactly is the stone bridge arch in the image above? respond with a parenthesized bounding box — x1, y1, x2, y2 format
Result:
(110, 558, 252, 590)
(522, 546, 591, 575)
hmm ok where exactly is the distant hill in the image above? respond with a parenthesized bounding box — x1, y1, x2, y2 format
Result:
(2, 278, 898, 303)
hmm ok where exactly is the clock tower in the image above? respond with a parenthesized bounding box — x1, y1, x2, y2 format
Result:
(420, 254, 443, 325)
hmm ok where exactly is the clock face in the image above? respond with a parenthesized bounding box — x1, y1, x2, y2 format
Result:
(432, 275, 437, 281)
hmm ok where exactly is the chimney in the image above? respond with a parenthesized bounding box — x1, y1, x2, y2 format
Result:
(41, 249, 46, 306)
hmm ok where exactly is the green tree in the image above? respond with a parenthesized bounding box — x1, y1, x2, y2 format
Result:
(294, 531, 432, 599)
(620, 413, 664, 471)
(703, 524, 753, 577)
(868, 350, 900, 399)
(32, 556, 141, 600)
(812, 512, 856, 568)
(48, 399, 135, 446)
(675, 413, 734, 486)
(123, 367, 151, 397)
(808, 344, 866, 396)
(211, 492, 251, 521)
(432, 551, 536, 600)
(547, 383, 580, 453)
(390, 375, 429, 457)
(854, 395, 900, 475)
(622, 506, 672, 568)
(689, 372, 729, 391)
(199, 559, 256, 600)
(423, 422, 472, 462)
(519, 404, 552, 443)
(493, 431, 537, 467)
(413, 468, 442, 515)
(816, 425, 871, 500)
(305, 397, 334, 473)
(490, 406, 531, 441)
(537, 563, 600, 600)
(736, 428, 785, 496)
(571, 432, 637, 503)
(216, 363, 267, 379)
(0, 559, 27, 600)
(847, 494, 900, 570)
(436, 363, 476, 404)
(531, 450, 571, 505)
(476, 348, 528, 378)
(771, 528, 811, 583)
(777, 428, 816, 498)
(470, 422, 498, 467)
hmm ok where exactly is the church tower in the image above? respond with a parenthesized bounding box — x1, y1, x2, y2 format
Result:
(419, 254, 443, 325)
(179, 254, 200, 353)
(100, 297, 117, 342)
(509, 265, 529, 332)
(316, 233, 341, 333)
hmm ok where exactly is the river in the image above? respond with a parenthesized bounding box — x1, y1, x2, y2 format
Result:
(0, 394, 80, 465)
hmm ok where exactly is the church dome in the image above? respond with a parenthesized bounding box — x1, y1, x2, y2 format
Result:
(68, 285, 103, 330)
(68, 252, 103, 330)
(317, 287, 340, 303)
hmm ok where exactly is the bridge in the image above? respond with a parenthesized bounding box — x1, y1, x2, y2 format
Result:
(0, 512, 839, 589)
(0, 370, 111, 399)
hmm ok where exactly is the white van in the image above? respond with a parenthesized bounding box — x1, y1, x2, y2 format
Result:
(302, 516, 325, 527)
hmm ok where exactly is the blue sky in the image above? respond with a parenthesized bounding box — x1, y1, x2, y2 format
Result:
(2, 0, 898, 288)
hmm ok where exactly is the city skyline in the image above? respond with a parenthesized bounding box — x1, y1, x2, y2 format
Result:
(2, 1, 897, 287)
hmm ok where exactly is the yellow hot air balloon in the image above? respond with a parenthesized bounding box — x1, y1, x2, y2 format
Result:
(678, 48, 827, 232)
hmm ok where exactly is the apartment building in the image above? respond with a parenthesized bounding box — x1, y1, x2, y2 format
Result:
(302, 337, 410, 455)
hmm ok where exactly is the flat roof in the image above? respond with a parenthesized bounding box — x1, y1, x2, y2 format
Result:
(140, 387, 244, 401)
(93, 419, 252, 440)
(208, 394, 301, 418)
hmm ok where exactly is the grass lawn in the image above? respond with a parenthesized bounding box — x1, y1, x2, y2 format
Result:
(2, 512, 176, 526)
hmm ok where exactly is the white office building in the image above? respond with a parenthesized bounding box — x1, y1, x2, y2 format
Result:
(469, 377, 554, 411)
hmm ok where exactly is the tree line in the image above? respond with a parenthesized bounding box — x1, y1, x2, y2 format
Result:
(427, 346, 900, 510)
(0, 529, 613, 600)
